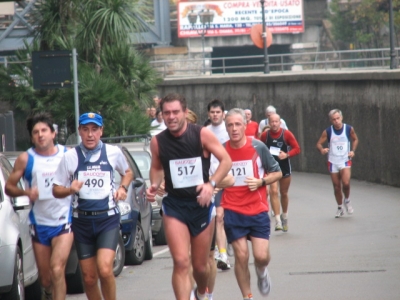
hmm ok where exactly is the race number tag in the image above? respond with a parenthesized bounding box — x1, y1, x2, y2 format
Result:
(269, 146, 281, 156)
(230, 160, 254, 186)
(78, 171, 111, 200)
(169, 157, 204, 188)
(331, 137, 348, 156)
(36, 171, 55, 200)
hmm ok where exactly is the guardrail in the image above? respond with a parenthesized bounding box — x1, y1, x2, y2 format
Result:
(149, 47, 400, 77)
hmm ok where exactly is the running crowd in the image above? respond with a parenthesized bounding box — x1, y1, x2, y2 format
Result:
(5, 92, 358, 300)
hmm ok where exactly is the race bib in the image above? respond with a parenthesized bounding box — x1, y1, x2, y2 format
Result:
(78, 170, 111, 200)
(331, 137, 348, 156)
(169, 157, 204, 189)
(36, 171, 55, 200)
(269, 146, 281, 156)
(230, 160, 254, 186)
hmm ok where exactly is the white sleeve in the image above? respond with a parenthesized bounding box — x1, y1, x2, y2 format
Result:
(281, 119, 288, 130)
(258, 120, 266, 133)
(53, 152, 77, 187)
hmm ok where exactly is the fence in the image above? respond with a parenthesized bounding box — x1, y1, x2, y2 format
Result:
(149, 47, 400, 77)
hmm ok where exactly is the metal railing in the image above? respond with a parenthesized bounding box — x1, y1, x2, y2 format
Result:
(149, 47, 400, 78)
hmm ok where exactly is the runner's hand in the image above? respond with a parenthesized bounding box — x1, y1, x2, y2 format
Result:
(114, 186, 127, 201)
(320, 148, 329, 155)
(244, 177, 261, 192)
(70, 180, 83, 193)
(196, 183, 213, 207)
(146, 184, 158, 202)
(26, 187, 39, 203)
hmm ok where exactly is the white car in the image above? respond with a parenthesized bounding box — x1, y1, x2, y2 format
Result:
(0, 153, 42, 300)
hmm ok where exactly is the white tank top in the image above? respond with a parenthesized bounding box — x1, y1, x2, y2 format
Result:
(25, 145, 72, 226)
(328, 125, 350, 164)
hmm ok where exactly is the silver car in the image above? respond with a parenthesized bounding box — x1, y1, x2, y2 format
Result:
(0, 153, 41, 299)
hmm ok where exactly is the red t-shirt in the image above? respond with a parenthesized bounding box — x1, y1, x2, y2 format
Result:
(222, 138, 280, 215)
(245, 121, 259, 139)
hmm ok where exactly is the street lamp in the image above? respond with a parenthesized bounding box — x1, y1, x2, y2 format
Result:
(189, 9, 214, 74)
(260, 0, 270, 74)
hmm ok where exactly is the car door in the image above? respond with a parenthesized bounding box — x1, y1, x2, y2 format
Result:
(121, 149, 151, 236)
(0, 156, 37, 284)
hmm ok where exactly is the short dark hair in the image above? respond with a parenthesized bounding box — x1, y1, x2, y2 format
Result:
(207, 99, 225, 112)
(160, 93, 187, 112)
(26, 112, 55, 137)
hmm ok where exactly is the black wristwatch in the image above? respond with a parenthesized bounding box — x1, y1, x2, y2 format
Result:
(261, 178, 267, 186)
(119, 185, 128, 192)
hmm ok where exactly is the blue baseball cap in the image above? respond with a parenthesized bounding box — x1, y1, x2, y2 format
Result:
(79, 112, 103, 126)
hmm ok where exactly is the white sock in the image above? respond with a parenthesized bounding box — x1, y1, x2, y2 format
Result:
(282, 212, 288, 219)
(207, 292, 213, 300)
(197, 290, 207, 300)
(344, 198, 350, 203)
(256, 266, 268, 278)
(274, 215, 281, 223)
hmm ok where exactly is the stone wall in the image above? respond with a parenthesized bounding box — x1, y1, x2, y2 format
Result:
(157, 69, 400, 187)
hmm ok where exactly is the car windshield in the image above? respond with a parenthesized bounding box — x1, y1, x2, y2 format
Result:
(129, 151, 151, 180)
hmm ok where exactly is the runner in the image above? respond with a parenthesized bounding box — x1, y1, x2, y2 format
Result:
(258, 105, 288, 135)
(244, 109, 259, 139)
(5, 112, 73, 300)
(316, 109, 359, 217)
(146, 93, 232, 300)
(222, 108, 282, 299)
(206, 99, 231, 271)
(52, 112, 133, 300)
(260, 113, 301, 232)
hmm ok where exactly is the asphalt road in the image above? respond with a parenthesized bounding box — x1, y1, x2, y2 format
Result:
(67, 172, 400, 300)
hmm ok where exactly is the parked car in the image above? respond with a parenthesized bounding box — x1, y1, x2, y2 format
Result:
(103, 135, 166, 246)
(0, 153, 42, 300)
(115, 146, 153, 265)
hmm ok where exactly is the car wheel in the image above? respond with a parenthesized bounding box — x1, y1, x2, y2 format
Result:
(3, 247, 25, 300)
(144, 226, 153, 260)
(66, 263, 84, 294)
(124, 221, 145, 265)
(154, 220, 167, 246)
(25, 278, 42, 300)
(113, 234, 125, 277)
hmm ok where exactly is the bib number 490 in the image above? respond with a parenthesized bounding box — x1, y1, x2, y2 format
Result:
(84, 178, 104, 188)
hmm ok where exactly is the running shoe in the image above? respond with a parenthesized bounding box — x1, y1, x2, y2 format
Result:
(335, 207, 344, 218)
(281, 216, 288, 232)
(42, 290, 52, 300)
(256, 267, 272, 296)
(193, 287, 209, 300)
(275, 221, 283, 231)
(227, 243, 234, 256)
(344, 200, 354, 214)
(243, 294, 254, 300)
(216, 253, 231, 270)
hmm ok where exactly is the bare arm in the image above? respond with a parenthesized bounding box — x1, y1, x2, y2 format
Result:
(146, 137, 164, 202)
(5, 152, 39, 201)
(348, 127, 359, 159)
(215, 173, 234, 189)
(114, 167, 133, 201)
(316, 130, 329, 155)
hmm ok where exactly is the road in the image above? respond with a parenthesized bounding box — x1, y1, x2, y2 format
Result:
(67, 172, 400, 300)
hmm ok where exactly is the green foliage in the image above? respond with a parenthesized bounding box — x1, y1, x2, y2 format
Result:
(2, 0, 160, 144)
(329, 0, 400, 50)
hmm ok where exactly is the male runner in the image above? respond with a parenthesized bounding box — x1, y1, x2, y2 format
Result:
(260, 114, 300, 232)
(5, 112, 73, 300)
(146, 93, 232, 300)
(244, 109, 259, 139)
(316, 109, 359, 217)
(206, 99, 231, 270)
(258, 105, 288, 134)
(223, 108, 282, 299)
(52, 112, 133, 300)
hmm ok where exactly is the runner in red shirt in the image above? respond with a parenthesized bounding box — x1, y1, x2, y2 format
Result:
(244, 109, 259, 139)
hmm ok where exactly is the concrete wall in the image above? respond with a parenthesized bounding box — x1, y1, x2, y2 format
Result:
(157, 70, 400, 187)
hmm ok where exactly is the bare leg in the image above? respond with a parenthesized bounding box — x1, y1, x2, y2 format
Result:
(269, 181, 281, 217)
(231, 237, 251, 297)
(50, 233, 74, 300)
(207, 249, 217, 293)
(97, 248, 117, 300)
(79, 257, 101, 300)
(32, 242, 52, 291)
(340, 168, 351, 199)
(279, 176, 291, 214)
(216, 206, 227, 251)
(330, 172, 343, 205)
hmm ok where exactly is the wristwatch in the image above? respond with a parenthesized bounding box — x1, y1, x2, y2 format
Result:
(210, 180, 217, 189)
(261, 178, 267, 186)
(119, 184, 128, 192)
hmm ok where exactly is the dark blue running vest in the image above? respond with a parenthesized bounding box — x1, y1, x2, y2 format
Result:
(73, 146, 115, 212)
(265, 130, 291, 175)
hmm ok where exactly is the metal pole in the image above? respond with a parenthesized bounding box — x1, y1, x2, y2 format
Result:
(389, 0, 397, 69)
(72, 48, 81, 143)
(201, 31, 205, 74)
(260, 0, 270, 74)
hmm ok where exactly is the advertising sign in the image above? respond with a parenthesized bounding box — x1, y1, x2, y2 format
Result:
(178, 0, 304, 38)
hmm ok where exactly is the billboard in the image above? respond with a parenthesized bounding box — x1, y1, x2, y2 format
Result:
(178, 0, 304, 38)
